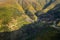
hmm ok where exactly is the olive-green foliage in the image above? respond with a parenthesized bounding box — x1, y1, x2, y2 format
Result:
(0, 7, 22, 23)
(0, 7, 22, 32)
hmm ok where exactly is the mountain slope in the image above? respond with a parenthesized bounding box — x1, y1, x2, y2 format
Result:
(0, 0, 60, 32)
(0, 0, 35, 32)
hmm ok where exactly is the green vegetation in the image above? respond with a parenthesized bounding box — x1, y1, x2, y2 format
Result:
(0, 7, 30, 32)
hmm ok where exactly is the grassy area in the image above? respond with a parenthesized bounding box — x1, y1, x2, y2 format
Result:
(0, 7, 30, 32)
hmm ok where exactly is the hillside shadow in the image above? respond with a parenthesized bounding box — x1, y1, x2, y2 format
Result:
(42, 0, 56, 9)
(0, 20, 60, 40)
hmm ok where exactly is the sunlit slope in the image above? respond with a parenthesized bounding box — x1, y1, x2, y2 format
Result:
(0, 0, 60, 32)
(18, 0, 36, 13)
(0, 0, 37, 20)
(0, 0, 25, 13)
(0, 7, 33, 32)
(27, 0, 60, 13)
(29, 0, 42, 11)
(18, 0, 37, 21)
(42, 0, 60, 13)
(0, 0, 34, 32)
(18, 0, 42, 12)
